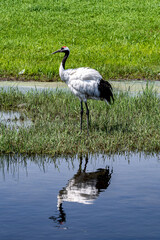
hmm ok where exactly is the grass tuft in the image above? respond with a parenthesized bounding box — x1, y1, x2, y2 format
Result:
(0, 86, 160, 155)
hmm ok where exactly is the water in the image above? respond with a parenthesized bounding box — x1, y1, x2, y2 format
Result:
(0, 153, 160, 240)
(0, 81, 68, 94)
(0, 80, 160, 95)
(0, 111, 32, 129)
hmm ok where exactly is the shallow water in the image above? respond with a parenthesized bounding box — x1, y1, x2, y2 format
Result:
(0, 81, 68, 94)
(0, 111, 32, 129)
(0, 80, 160, 95)
(0, 153, 160, 240)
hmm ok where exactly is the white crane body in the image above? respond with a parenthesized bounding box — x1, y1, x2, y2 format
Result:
(59, 62, 103, 101)
(52, 46, 114, 134)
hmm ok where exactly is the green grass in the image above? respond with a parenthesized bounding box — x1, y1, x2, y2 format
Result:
(1, 0, 160, 80)
(0, 86, 160, 155)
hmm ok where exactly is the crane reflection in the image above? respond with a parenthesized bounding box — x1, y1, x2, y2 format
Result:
(49, 155, 113, 226)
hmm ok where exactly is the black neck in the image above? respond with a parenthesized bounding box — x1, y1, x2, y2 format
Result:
(62, 51, 69, 69)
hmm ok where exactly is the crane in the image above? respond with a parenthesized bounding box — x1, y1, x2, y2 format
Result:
(52, 46, 114, 135)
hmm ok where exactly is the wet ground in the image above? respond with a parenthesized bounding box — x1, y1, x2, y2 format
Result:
(0, 153, 160, 240)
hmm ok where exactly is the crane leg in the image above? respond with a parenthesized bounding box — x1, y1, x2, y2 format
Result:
(80, 101, 83, 132)
(85, 102, 90, 135)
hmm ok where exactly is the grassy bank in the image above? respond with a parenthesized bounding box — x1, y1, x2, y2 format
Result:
(1, 0, 160, 80)
(0, 86, 160, 155)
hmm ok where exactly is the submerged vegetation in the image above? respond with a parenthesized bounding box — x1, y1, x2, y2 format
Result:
(0, 86, 160, 155)
(1, 0, 160, 80)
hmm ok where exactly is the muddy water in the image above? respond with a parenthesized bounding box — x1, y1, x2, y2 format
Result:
(0, 153, 160, 240)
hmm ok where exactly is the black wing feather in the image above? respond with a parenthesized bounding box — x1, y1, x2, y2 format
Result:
(98, 79, 114, 104)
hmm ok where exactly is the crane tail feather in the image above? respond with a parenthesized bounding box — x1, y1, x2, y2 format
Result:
(98, 79, 114, 104)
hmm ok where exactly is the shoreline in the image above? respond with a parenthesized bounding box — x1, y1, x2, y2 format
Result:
(0, 80, 160, 94)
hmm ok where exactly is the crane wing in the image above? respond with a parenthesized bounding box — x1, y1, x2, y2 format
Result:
(68, 78, 100, 101)
(65, 67, 103, 100)
(66, 67, 102, 81)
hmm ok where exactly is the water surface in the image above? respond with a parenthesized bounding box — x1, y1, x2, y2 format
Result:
(0, 80, 160, 95)
(0, 153, 160, 240)
(0, 111, 32, 129)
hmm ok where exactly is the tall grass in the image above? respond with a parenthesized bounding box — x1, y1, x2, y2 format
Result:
(0, 86, 160, 155)
(0, 0, 160, 80)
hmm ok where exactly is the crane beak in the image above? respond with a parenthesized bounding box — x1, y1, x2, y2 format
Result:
(51, 49, 61, 54)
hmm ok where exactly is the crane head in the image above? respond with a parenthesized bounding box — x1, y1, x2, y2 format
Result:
(52, 46, 70, 55)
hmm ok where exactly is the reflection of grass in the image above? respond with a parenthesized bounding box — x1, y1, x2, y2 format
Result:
(0, 86, 160, 155)
(1, 0, 160, 80)
(0, 154, 59, 179)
